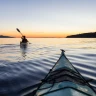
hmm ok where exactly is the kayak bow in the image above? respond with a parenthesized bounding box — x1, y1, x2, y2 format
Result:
(34, 50, 96, 96)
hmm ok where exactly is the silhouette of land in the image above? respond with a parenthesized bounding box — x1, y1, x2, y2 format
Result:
(0, 35, 14, 38)
(66, 32, 96, 38)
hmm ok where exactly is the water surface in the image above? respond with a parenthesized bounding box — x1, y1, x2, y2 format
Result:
(0, 38, 96, 95)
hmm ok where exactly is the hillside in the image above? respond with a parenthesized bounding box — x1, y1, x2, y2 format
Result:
(0, 35, 14, 38)
(66, 32, 96, 38)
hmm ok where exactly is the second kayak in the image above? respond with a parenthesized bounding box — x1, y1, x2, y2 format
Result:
(20, 42, 28, 48)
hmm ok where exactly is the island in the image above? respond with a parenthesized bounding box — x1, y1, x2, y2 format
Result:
(0, 35, 14, 38)
(66, 32, 96, 38)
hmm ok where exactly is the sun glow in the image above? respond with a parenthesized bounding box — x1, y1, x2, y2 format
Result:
(16, 31, 69, 38)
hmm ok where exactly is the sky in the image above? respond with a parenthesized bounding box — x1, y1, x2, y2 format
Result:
(0, 0, 96, 38)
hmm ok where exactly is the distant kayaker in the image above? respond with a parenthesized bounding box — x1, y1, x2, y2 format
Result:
(21, 36, 28, 43)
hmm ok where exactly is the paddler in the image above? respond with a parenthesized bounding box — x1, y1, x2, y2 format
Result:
(21, 36, 28, 43)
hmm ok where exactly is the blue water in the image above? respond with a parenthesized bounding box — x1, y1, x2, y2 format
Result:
(0, 38, 96, 96)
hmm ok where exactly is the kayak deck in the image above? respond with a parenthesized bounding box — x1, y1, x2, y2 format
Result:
(34, 50, 96, 96)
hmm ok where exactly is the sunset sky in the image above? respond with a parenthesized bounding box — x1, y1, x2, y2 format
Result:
(0, 0, 96, 38)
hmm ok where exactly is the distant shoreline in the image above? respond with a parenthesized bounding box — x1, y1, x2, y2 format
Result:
(0, 35, 14, 38)
(66, 32, 96, 38)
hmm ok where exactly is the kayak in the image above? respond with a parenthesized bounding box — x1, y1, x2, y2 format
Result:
(20, 42, 28, 48)
(34, 50, 96, 96)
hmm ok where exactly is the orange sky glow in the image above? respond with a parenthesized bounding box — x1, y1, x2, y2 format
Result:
(3, 31, 71, 38)
(2, 29, 96, 38)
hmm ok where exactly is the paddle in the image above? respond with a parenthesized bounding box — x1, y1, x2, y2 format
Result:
(16, 28, 23, 36)
(16, 28, 31, 44)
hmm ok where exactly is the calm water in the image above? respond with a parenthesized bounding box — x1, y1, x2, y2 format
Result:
(0, 38, 96, 96)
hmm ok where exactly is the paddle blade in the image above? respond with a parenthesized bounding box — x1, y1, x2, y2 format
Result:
(16, 28, 20, 32)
